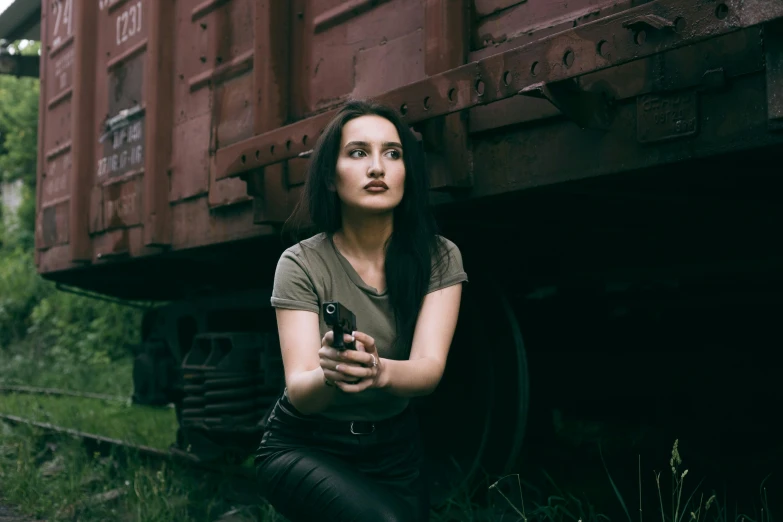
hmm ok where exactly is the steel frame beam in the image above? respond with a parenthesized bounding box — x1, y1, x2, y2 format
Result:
(215, 0, 783, 182)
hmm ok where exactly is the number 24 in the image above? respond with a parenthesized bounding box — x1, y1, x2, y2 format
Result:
(52, 0, 73, 39)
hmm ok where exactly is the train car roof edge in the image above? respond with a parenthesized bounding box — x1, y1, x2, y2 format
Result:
(0, 0, 41, 43)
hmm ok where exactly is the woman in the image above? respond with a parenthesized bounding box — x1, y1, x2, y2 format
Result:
(254, 99, 468, 522)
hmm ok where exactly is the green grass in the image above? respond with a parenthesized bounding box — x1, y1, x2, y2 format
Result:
(0, 394, 178, 450)
(0, 337, 135, 397)
(0, 343, 775, 522)
(0, 423, 284, 522)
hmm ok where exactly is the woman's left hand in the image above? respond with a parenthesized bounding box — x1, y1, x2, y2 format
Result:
(333, 331, 384, 393)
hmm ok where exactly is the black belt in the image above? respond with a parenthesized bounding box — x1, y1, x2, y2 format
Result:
(311, 408, 410, 436)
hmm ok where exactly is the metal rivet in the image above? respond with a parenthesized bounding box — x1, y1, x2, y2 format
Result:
(400, 103, 408, 115)
(423, 96, 430, 109)
(675, 17, 686, 33)
(270, 145, 275, 154)
(634, 30, 646, 45)
(715, 4, 728, 19)
(475, 80, 485, 96)
(286, 140, 292, 150)
(255, 150, 260, 160)
(503, 71, 511, 86)
(597, 40, 609, 57)
(563, 50, 575, 67)
(302, 135, 308, 145)
(240, 155, 246, 164)
(447, 88, 456, 102)
(531, 62, 540, 76)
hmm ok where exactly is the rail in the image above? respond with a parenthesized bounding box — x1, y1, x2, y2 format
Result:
(0, 412, 255, 480)
(0, 384, 175, 408)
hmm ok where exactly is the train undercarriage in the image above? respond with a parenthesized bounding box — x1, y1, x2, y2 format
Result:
(129, 142, 783, 506)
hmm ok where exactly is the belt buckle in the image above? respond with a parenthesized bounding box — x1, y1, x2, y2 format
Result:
(350, 421, 375, 435)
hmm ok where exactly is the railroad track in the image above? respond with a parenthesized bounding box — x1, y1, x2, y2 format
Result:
(0, 385, 261, 519)
(0, 412, 255, 479)
(0, 383, 259, 470)
(0, 386, 520, 521)
(0, 384, 175, 408)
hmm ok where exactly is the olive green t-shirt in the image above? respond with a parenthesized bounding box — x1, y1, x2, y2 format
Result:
(270, 232, 468, 421)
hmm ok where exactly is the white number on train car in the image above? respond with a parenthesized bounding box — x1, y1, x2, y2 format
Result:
(116, 1, 143, 46)
(51, 0, 73, 48)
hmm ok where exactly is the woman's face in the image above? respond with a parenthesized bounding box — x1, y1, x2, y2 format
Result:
(334, 115, 405, 215)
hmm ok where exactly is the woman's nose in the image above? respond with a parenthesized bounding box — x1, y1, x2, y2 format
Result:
(367, 157, 384, 177)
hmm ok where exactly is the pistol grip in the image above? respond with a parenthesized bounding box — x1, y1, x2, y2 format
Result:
(332, 326, 344, 348)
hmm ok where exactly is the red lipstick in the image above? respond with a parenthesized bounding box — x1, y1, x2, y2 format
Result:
(363, 180, 389, 191)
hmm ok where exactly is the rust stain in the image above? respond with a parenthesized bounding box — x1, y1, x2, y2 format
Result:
(103, 176, 142, 229)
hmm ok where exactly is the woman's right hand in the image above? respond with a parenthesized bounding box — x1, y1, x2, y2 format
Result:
(319, 331, 371, 386)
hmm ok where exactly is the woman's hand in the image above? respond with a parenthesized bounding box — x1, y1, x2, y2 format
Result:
(319, 330, 371, 387)
(318, 330, 384, 393)
(335, 331, 384, 393)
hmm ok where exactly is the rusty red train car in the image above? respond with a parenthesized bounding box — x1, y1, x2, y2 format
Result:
(31, 0, 783, 503)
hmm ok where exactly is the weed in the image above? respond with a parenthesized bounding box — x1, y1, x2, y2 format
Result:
(0, 423, 290, 522)
(485, 439, 775, 522)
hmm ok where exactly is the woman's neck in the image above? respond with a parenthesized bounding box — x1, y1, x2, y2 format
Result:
(333, 211, 393, 262)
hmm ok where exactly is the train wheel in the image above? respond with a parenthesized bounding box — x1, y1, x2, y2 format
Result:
(415, 273, 529, 506)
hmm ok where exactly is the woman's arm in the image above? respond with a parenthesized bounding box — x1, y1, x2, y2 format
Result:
(275, 308, 341, 414)
(337, 283, 463, 397)
(377, 283, 463, 397)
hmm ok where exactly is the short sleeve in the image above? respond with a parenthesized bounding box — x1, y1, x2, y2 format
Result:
(427, 237, 468, 294)
(270, 249, 320, 313)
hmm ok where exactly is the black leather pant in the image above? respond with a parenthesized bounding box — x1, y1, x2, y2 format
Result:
(254, 391, 430, 522)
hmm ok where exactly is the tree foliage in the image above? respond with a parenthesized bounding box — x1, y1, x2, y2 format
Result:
(0, 39, 142, 373)
(0, 40, 40, 190)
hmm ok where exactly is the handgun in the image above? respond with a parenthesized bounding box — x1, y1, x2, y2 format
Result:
(322, 301, 357, 351)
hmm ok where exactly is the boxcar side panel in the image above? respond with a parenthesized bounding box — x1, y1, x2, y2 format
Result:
(169, 0, 212, 203)
(91, 0, 159, 260)
(35, 0, 783, 284)
(297, 0, 426, 114)
(37, 0, 77, 257)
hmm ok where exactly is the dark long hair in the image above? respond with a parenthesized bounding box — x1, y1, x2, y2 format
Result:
(286, 99, 447, 353)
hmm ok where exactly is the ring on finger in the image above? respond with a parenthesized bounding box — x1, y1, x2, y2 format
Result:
(370, 354, 377, 368)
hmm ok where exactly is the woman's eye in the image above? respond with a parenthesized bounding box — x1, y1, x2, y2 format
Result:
(349, 150, 366, 158)
(385, 150, 401, 160)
